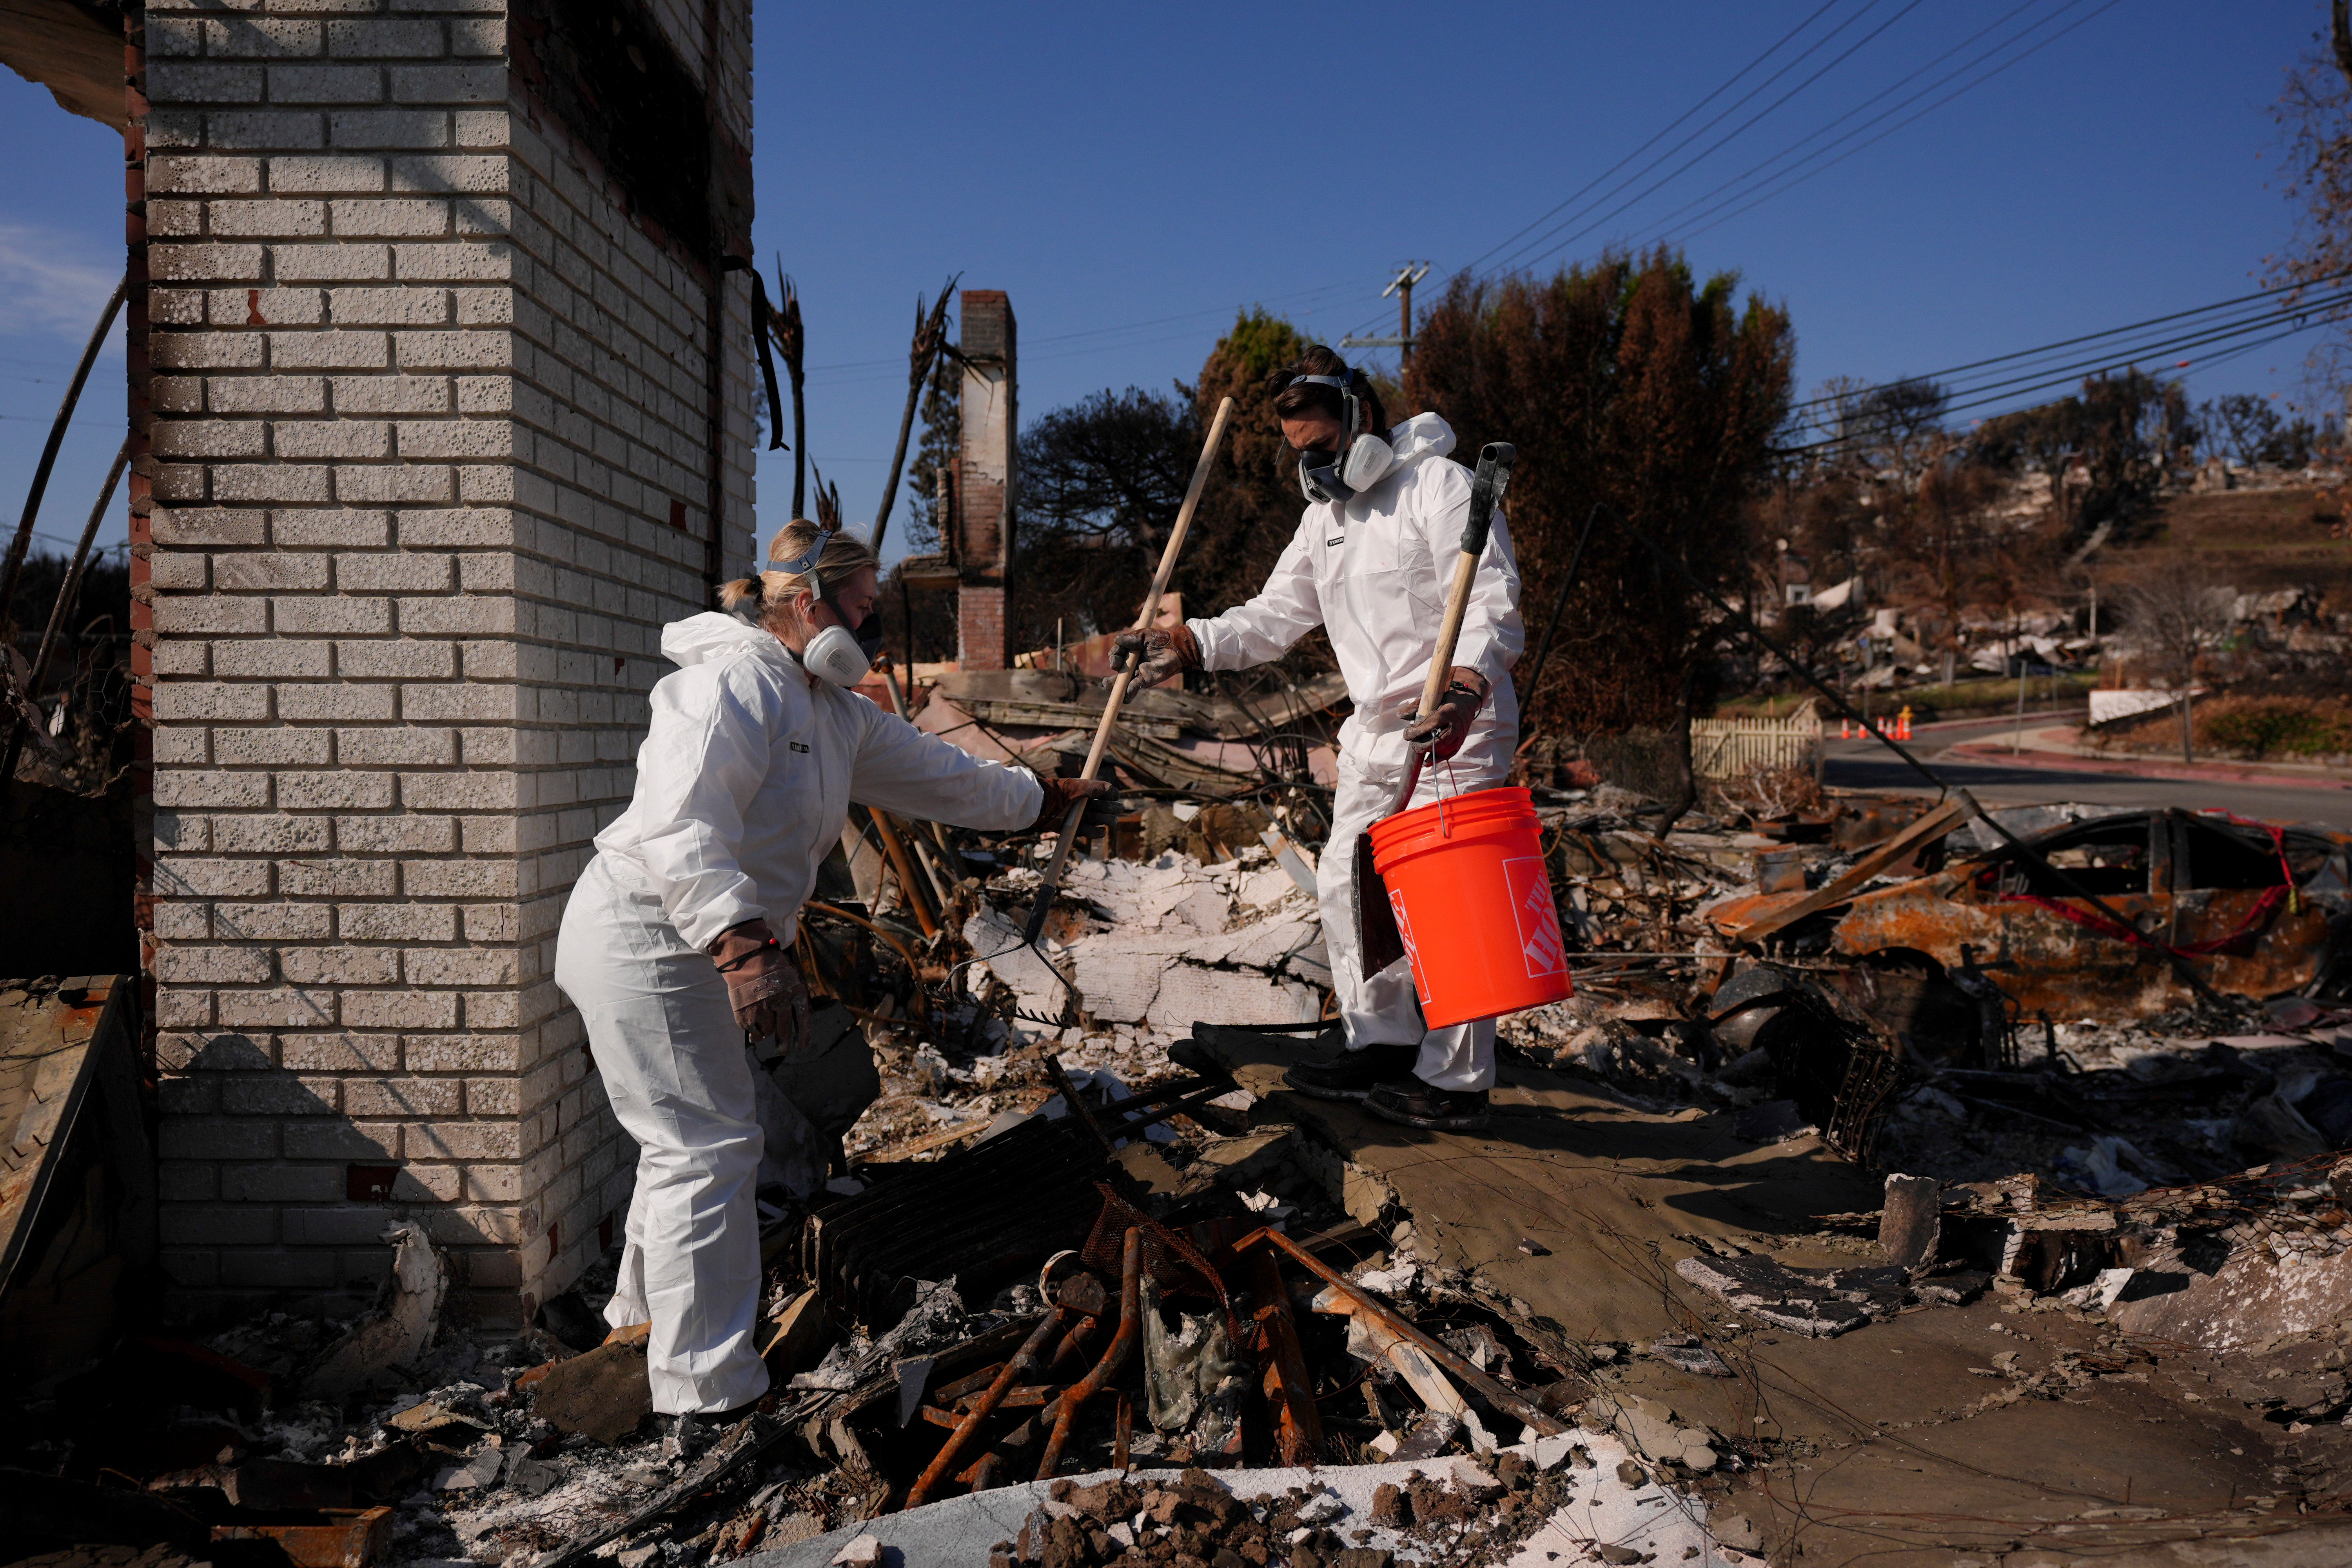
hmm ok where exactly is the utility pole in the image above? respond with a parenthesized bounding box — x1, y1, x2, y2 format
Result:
(1341, 261, 1432, 363)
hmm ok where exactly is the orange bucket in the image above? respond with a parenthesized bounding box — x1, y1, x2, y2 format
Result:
(1369, 785, 1572, 1028)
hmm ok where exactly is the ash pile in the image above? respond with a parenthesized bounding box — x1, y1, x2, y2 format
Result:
(1501, 789, 2352, 1201)
(13, 768, 2352, 1568)
(0, 1107, 1755, 1568)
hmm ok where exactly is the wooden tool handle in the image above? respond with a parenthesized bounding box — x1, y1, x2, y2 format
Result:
(1024, 397, 1236, 947)
(1416, 551, 1482, 722)
(1410, 443, 1518, 731)
(1075, 394, 1235, 782)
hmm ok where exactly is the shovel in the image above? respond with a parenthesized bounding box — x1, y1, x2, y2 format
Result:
(1022, 396, 1237, 952)
(1353, 442, 1517, 975)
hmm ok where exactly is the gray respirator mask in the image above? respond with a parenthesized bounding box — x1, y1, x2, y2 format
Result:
(1289, 370, 1396, 505)
(768, 530, 884, 689)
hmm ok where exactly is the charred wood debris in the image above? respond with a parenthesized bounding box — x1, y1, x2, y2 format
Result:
(6, 691, 2352, 1568)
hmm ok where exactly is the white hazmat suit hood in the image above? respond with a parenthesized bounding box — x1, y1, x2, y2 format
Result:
(661, 606, 773, 664)
(556, 610, 1043, 1414)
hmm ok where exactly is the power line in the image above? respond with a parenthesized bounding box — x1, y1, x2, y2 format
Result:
(802, 293, 1372, 391)
(1341, 1, 2120, 363)
(2158, 323, 2323, 383)
(1451, 0, 1849, 280)
(1610, 0, 2063, 252)
(1784, 268, 2352, 414)
(1805, 298, 2352, 425)
(1485, 0, 1933, 280)
(1907, 289, 2352, 410)
(1338, 1, 1876, 348)
(1793, 307, 2352, 451)
(800, 277, 1379, 377)
(1659, 0, 2126, 252)
(1781, 303, 2352, 456)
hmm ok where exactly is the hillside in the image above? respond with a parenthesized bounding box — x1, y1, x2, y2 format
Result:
(2113, 483, 2352, 595)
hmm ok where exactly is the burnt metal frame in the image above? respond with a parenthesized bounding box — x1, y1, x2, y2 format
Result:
(1587, 502, 2225, 1004)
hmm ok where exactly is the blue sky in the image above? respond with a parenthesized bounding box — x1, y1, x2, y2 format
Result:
(0, 0, 2336, 567)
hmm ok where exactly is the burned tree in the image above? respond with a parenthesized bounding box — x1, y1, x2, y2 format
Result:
(1401, 250, 1796, 778)
(2120, 565, 2235, 763)
(902, 343, 962, 555)
(1971, 369, 2187, 542)
(873, 278, 958, 551)
(2266, 0, 2352, 386)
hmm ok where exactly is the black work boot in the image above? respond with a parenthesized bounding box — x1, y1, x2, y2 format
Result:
(1283, 1044, 1419, 1103)
(1364, 1081, 1491, 1132)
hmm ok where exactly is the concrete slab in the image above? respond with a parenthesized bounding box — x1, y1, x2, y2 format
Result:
(1184, 1027, 2348, 1565)
(2112, 1245, 2352, 1353)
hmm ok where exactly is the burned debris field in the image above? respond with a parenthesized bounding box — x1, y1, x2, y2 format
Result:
(9, 770, 2352, 1568)
(9, 5, 2352, 1564)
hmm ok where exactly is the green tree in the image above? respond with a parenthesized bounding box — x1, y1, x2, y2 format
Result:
(1177, 309, 1322, 626)
(1400, 249, 1797, 738)
(1973, 368, 2185, 539)
(1012, 387, 1194, 646)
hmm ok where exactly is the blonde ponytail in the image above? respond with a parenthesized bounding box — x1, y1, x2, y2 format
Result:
(717, 520, 878, 626)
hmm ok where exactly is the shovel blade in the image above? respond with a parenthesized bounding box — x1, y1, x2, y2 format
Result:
(1354, 830, 1406, 975)
(1352, 750, 1426, 977)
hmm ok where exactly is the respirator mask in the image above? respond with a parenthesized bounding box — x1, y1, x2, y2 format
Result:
(801, 595, 883, 689)
(771, 530, 886, 690)
(1289, 369, 1395, 505)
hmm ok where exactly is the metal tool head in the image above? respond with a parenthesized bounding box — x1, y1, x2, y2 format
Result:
(1459, 444, 1517, 557)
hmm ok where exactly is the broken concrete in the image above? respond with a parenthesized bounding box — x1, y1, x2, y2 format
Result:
(302, 1223, 446, 1399)
(745, 1439, 1722, 1568)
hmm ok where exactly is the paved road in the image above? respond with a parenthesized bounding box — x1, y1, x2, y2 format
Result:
(1823, 712, 2352, 829)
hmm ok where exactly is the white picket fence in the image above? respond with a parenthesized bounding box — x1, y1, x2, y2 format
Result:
(1690, 703, 1824, 780)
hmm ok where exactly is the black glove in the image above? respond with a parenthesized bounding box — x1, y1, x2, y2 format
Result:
(1403, 671, 1489, 763)
(1106, 624, 1200, 690)
(1030, 775, 1120, 833)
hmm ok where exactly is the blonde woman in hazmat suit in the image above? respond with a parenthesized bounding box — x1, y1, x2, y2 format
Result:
(554, 521, 1112, 1448)
(1116, 348, 1522, 1134)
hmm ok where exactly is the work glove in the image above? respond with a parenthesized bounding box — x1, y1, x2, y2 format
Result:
(1029, 775, 1121, 835)
(708, 919, 812, 1058)
(1106, 624, 1200, 691)
(1403, 670, 1490, 763)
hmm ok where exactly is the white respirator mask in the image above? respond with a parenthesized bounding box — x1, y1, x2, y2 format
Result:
(769, 528, 883, 689)
(1290, 369, 1395, 505)
(801, 622, 877, 689)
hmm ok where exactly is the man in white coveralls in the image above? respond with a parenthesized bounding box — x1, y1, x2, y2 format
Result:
(1116, 347, 1523, 1132)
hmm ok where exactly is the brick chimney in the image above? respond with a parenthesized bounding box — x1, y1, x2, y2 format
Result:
(955, 290, 1015, 670)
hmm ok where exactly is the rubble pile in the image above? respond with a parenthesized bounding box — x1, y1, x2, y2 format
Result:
(983, 1447, 1690, 1568)
(13, 772, 2352, 1567)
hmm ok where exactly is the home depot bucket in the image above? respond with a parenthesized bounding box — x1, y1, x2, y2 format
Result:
(1368, 786, 1571, 1028)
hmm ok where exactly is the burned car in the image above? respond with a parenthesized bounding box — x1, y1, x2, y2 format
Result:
(1711, 808, 2352, 1035)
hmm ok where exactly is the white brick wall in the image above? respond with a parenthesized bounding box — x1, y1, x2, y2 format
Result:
(132, 0, 755, 1321)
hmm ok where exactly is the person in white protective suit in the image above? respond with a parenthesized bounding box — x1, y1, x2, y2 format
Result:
(1115, 348, 1522, 1132)
(554, 521, 1113, 1445)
